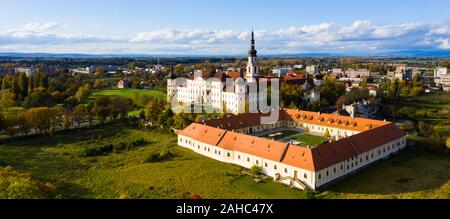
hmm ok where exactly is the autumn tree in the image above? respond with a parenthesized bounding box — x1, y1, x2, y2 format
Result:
(91, 96, 113, 123)
(0, 90, 16, 111)
(75, 83, 92, 101)
(73, 104, 87, 127)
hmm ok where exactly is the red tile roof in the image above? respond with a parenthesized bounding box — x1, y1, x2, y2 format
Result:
(178, 110, 406, 172)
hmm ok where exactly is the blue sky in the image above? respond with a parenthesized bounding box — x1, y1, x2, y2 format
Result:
(0, 0, 450, 54)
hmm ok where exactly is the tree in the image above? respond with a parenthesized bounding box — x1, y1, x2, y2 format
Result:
(94, 67, 105, 77)
(446, 137, 450, 151)
(73, 104, 87, 127)
(410, 87, 424, 97)
(1, 75, 12, 91)
(11, 76, 20, 100)
(51, 91, 63, 103)
(93, 79, 103, 89)
(390, 78, 400, 99)
(26, 107, 53, 134)
(144, 97, 165, 126)
(131, 91, 140, 106)
(412, 73, 422, 87)
(111, 97, 131, 120)
(36, 72, 49, 88)
(49, 105, 67, 133)
(156, 108, 174, 129)
(91, 96, 113, 123)
(28, 75, 35, 95)
(0, 113, 5, 131)
(75, 83, 92, 101)
(16, 111, 32, 136)
(0, 90, 16, 111)
(18, 72, 29, 99)
(23, 92, 54, 108)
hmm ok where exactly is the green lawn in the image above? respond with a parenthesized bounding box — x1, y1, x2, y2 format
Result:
(88, 88, 165, 102)
(290, 133, 326, 147)
(0, 122, 449, 199)
(260, 130, 300, 139)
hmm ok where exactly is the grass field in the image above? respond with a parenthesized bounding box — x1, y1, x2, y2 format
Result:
(290, 134, 326, 147)
(88, 88, 165, 102)
(0, 122, 449, 199)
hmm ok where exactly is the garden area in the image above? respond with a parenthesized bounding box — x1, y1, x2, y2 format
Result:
(289, 133, 327, 148)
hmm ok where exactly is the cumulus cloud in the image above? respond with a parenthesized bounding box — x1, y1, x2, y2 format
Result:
(1, 21, 450, 54)
(0, 22, 123, 45)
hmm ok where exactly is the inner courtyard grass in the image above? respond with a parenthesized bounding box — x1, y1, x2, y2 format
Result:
(0, 122, 449, 199)
(290, 133, 327, 147)
(259, 130, 300, 139)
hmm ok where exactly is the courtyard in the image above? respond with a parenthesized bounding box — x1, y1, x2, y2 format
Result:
(254, 127, 327, 148)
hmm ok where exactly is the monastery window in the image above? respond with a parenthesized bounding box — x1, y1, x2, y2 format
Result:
(255, 160, 259, 165)
(351, 163, 354, 167)
(366, 156, 368, 161)
(347, 165, 349, 169)
(198, 146, 200, 149)
(227, 153, 231, 157)
(378, 150, 381, 155)
(265, 163, 268, 167)
(208, 148, 210, 152)
(218, 151, 221, 155)
(355, 161, 358, 166)
(274, 165, 277, 170)
(247, 158, 250, 162)
(326, 171, 329, 176)
(371, 153, 374, 158)
(318, 174, 322, 179)
(360, 158, 362, 162)
(383, 148, 386, 153)
(340, 165, 343, 170)
(284, 168, 288, 173)
(333, 168, 336, 173)
(238, 155, 241, 160)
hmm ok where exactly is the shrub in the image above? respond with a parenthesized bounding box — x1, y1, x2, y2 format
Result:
(250, 165, 262, 176)
(82, 144, 113, 157)
(304, 187, 317, 199)
(0, 166, 55, 199)
(145, 151, 173, 163)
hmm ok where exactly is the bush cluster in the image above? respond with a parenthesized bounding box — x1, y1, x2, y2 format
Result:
(80, 138, 147, 157)
(145, 151, 173, 163)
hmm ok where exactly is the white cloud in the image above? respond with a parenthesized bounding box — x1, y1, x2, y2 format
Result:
(438, 39, 450, 49)
(1, 21, 450, 54)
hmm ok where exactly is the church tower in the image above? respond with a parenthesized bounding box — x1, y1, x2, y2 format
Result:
(166, 66, 176, 102)
(246, 30, 259, 83)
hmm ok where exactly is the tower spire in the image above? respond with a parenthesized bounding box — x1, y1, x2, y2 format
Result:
(248, 30, 257, 57)
(246, 29, 259, 82)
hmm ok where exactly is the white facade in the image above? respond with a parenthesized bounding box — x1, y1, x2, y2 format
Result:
(306, 65, 317, 74)
(435, 67, 448, 77)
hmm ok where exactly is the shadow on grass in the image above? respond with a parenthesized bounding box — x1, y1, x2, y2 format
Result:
(324, 149, 450, 196)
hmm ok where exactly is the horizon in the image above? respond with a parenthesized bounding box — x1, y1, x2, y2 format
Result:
(0, 0, 450, 55)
